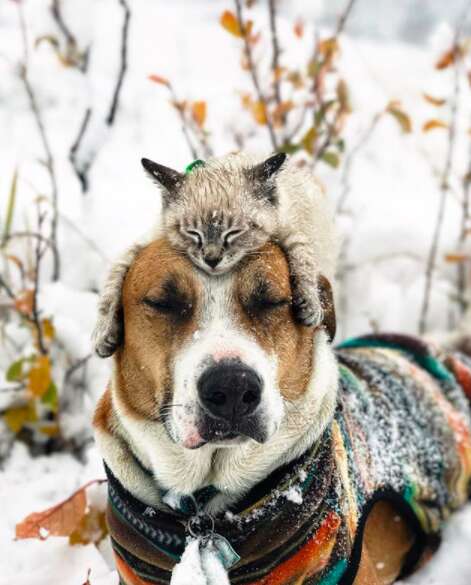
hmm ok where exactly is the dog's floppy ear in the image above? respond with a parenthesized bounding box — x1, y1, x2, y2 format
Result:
(141, 158, 184, 206)
(318, 275, 336, 342)
(93, 244, 143, 358)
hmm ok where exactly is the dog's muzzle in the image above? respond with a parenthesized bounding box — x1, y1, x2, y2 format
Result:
(196, 359, 266, 443)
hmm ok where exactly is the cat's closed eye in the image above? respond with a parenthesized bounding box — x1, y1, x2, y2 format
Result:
(185, 229, 203, 248)
(223, 229, 245, 247)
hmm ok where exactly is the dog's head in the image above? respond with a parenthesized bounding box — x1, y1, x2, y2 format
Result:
(95, 238, 336, 451)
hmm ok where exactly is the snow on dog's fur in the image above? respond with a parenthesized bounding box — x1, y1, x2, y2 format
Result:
(93, 239, 338, 511)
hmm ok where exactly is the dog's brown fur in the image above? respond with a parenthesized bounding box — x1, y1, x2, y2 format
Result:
(94, 238, 414, 584)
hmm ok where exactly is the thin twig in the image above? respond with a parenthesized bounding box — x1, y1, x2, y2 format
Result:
(64, 353, 92, 386)
(268, 0, 284, 131)
(168, 85, 198, 159)
(334, 0, 357, 36)
(51, 0, 75, 45)
(69, 0, 130, 192)
(311, 0, 357, 168)
(31, 208, 47, 355)
(234, 0, 278, 150)
(18, 4, 60, 281)
(4, 230, 60, 273)
(457, 142, 471, 313)
(69, 108, 91, 192)
(337, 111, 384, 213)
(107, 0, 130, 125)
(0, 275, 16, 300)
(418, 8, 469, 334)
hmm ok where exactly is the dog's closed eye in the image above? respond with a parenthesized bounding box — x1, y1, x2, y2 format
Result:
(143, 279, 193, 319)
(244, 280, 290, 315)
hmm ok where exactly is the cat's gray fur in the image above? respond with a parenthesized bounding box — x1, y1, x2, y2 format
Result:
(93, 152, 337, 357)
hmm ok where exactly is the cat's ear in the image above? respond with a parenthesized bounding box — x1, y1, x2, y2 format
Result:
(318, 275, 336, 342)
(252, 152, 287, 182)
(141, 158, 184, 205)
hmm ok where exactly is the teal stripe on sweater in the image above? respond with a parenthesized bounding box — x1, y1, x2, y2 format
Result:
(337, 337, 453, 382)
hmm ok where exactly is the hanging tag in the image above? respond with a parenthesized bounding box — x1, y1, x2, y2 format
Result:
(170, 536, 234, 585)
(207, 533, 241, 570)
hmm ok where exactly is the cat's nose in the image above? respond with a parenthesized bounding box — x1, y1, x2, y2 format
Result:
(204, 255, 220, 269)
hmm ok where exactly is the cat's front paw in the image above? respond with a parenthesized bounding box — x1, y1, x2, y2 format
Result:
(292, 289, 323, 327)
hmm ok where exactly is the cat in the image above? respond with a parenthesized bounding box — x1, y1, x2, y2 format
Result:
(141, 152, 337, 328)
(93, 152, 337, 358)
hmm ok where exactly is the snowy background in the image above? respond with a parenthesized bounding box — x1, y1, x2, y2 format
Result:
(1, 0, 471, 583)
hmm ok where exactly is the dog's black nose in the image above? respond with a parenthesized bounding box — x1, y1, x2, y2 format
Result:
(204, 255, 220, 269)
(198, 361, 262, 421)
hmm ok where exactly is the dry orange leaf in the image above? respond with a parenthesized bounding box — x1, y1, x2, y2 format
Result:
(287, 70, 304, 89)
(445, 253, 470, 263)
(387, 102, 412, 134)
(16, 488, 86, 540)
(435, 45, 465, 70)
(220, 10, 243, 37)
(14, 290, 34, 316)
(422, 93, 446, 107)
(69, 507, 108, 546)
(42, 318, 55, 341)
(191, 101, 207, 128)
(318, 37, 338, 57)
(248, 31, 261, 46)
(422, 119, 448, 132)
(4, 403, 37, 434)
(251, 101, 267, 125)
(240, 93, 252, 109)
(28, 355, 51, 398)
(38, 423, 60, 437)
(301, 127, 317, 155)
(273, 100, 293, 127)
(148, 74, 170, 86)
(273, 66, 285, 81)
(16, 479, 106, 541)
(294, 19, 304, 38)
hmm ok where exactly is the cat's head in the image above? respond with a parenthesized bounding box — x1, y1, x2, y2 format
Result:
(141, 153, 287, 275)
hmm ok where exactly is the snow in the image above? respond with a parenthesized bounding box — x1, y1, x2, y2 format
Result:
(1, 0, 471, 582)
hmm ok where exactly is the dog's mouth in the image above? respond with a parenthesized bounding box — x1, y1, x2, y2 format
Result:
(196, 411, 268, 447)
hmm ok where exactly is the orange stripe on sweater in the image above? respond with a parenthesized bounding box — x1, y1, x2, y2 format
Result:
(114, 552, 155, 585)
(247, 511, 342, 585)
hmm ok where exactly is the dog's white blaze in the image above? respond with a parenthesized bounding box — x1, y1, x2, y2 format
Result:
(170, 273, 283, 447)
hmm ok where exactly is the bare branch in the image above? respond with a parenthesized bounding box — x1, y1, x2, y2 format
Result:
(268, 0, 283, 120)
(69, 108, 92, 192)
(0, 275, 15, 301)
(69, 0, 131, 193)
(31, 208, 47, 355)
(64, 353, 92, 386)
(107, 0, 130, 126)
(457, 141, 471, 312)
(18, 5, 60, 281)
(168, 86, 198, 159)
(234, 0, 278, 150)
(418, 7, 470, 334)
(4, 230, 60, 274)
(334, 0, 357, 36)
(51, 0, 75, 45)
(50, 0, 82, 70)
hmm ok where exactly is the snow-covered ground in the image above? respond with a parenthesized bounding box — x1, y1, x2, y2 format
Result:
(1, 0, 471, 582)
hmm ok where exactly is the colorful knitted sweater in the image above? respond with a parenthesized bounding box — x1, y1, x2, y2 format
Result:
(106, 334, 471, 585)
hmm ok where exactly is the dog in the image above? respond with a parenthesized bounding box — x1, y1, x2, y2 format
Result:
(93, 238, 471, 585)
